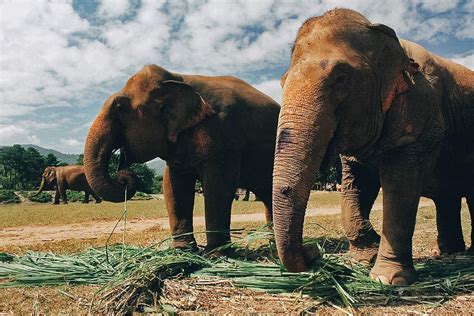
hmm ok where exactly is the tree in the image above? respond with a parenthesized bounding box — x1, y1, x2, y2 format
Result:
(76, 154, 84, 165)
(152, 175, 163, 194)
(45, 153, 60, 167)
(23, 147, 46, 189)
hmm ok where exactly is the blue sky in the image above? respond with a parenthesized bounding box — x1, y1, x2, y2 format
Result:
(0, 0, 473, 154)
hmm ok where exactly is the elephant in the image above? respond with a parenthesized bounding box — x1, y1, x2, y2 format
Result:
(33, 165, 102, 204)
(83, 64, 279, 251)
(340, 155, 474, 263)
(272, 8, 474, 285)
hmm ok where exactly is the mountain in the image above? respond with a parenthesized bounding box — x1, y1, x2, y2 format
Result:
(19, 144, 80, 165)
(146, 158, 166, 176)
(3, 144, 166, 174)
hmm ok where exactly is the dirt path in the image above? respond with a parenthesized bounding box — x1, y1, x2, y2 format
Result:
(0, 201, 433, 247)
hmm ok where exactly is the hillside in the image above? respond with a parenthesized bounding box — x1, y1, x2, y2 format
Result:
(146, 158, 166, 176)
(19, 144, 80, 165)
(2, 144, 166, 175)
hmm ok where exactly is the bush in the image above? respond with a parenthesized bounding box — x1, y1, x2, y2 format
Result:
(0, 190, 21, 203)
(131, 191, 153, 200)
(66, 190, 85, 202)
(28, 192, 52, 203)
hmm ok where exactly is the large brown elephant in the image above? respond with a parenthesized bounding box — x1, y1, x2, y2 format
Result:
(33, 165, 102, 204)
(84, 65, 279, 250)
(272, 9, 474, 285)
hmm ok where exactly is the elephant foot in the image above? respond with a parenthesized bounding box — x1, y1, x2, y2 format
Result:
(53, 202, 60, 205)
(204, 243, 235, 259)
(348, 230, 380, 264)
(370, 258, 417, 285)
(431, 241, 465, 257)
(95, 199, 102, 204)
(349, 242, 379, 264)
(172, 239, 198, 252)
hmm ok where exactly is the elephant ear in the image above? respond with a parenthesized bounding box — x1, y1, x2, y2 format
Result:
(160, 80, 215, 143)
(368, 23, 398, 40)
(46, 168, 56, 183)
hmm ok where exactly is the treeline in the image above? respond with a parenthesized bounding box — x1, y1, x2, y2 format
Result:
(0, 145, 163, 193)
(0, 145, 65, 190)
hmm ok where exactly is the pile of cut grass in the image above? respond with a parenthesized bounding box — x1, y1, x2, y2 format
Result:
(0, 228, 473, 313)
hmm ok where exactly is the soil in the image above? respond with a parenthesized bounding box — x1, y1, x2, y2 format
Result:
(0, 200, 433, 247)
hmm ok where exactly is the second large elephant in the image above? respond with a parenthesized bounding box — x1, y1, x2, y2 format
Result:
(272, 9, 473, 285)
(84, 65, 279, 250)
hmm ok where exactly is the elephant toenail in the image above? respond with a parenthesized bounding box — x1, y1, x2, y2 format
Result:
(372, 274, 390, 285)
(392, 277, 408, 286)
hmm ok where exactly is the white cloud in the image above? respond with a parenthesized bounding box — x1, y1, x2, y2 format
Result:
(415, 0, 459, 13)
(60, 138, 82, 147)
(0, 125, 39, 145)
(0, 0, 472, 153)
(98, 0, 130, 18)
(253, 79, 282, 104)
(451, 53, 474, 70)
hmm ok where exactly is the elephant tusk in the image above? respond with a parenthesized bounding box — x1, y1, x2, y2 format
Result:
(118, 147, 129, 171)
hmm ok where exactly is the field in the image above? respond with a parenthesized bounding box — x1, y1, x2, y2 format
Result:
(0, 191, 472, 314)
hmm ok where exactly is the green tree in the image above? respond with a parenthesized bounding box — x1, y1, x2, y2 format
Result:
(76, 154, 84, 165)
(152, 175, 163, 194)
(23, 147, 46, 189)
(0, 145, 26, 189)
(45, 153, 60, 166)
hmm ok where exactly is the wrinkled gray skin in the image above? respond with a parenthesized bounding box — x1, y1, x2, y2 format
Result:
(273, 9, 474, 285)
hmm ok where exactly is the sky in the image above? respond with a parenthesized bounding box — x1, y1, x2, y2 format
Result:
(0, 0, 473, 154)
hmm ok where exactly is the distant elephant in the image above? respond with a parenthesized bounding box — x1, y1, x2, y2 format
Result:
(33, 165, 102, 204)
(83, 65, 279, 250)
(272, 9, 473, 285)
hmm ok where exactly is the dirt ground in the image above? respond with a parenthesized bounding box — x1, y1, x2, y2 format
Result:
(0, 200, 433, 247)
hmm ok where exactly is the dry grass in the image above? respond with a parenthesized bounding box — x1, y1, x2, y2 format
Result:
(0, 191, 345, 228)
(0, 192, 472, 314)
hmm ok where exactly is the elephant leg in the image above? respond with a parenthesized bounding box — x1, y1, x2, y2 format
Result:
(252, 187, 273, 225)
(163, 165, 197, 250)
(370, 157, 423, 285)
(432, 195, 465, 256)
(54, 186, 60, 205)
(83, 192, 90, 204)
(91, 191, 102, 203)
(59, 183, 68, 204)
(340, 156, 380, 263)
(201, 158, 240, 251)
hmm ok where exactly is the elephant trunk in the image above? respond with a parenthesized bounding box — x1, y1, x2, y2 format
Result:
(84, 96, 137, 202)
(273, 74, 337, 272)
(32, 177, 46, 197)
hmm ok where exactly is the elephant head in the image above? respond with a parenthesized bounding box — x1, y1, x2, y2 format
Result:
(273, 9, 410, 272)
(84, 65, 214, 202)
(33, 167, 56, 196)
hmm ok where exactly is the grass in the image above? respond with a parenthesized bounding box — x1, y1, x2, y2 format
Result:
(1, 227, 473, 314)
(0, 191, 349, 228)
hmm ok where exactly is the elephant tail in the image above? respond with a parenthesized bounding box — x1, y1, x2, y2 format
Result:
(31, 177, 46, 197)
